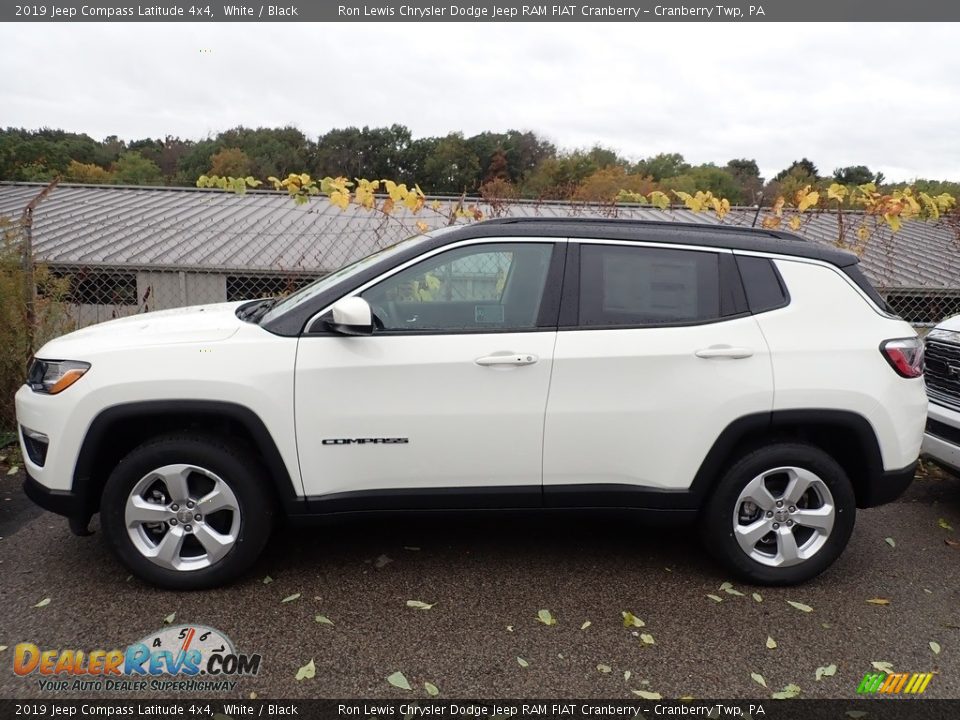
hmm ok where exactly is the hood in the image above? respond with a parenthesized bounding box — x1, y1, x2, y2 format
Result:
(932, 314, 960, 334)
(37, 302, 247, 357)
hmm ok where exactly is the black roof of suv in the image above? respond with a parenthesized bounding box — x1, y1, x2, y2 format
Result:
(261, 217, 870, 335)
(455, 217, 859, 268)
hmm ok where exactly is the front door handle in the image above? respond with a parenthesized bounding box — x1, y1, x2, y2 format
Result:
(695, 345, 754, 359)
(475, 353, 539, 367)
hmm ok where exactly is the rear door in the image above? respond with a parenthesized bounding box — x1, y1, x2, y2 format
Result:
(542, 240, 774, 506)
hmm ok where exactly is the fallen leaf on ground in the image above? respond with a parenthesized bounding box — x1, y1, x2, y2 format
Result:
(6, 467, 18, 476)
(631, 690, 662, 700)
(771, 683, 801, 699)
(537, 609, 557, 626)
(622, 611, 645, 627)
(163, 612, 176, 624)
(314, 615, 334, 626)
(930, 641, 942, 655)
(640, 634, 655, 645)
(938, 518, 954, 531)
(787, 600, 813, 613)
(766, 636, 777, 649)
(885, 537, 896, 548)
(866, 598, 890, 605)
(33, 598, 50, 608)
(281, 593, 301, 603)
(945, 538, 960, 547)
(406, 600, 435, 610)
(624, 670, 631, 682)
(597, 664, 612, 673)
(720, 581, 744, 596)
(581, 621, 592, 630)
(752, 593, 763, 602)
(517, 657, 529, 668)
(249, 692, 257, 700)
(815, 664, 837, 681)
(424, 681, 439, 696)
(387, 671, 411, 690)
(871, 661, 894, 673)
(375, 554, 393, 568)
(751, 672, 766, 688)
(506, 625, 513, 632)
(707, 594, 723, 603)
(262, 575, 273, 584)
(295, 659, 315, 681)
(0, 646, 7, 652)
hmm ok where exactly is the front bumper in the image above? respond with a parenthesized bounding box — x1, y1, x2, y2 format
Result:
(23, 471, 94, 536)
(922, 400, 960, 475)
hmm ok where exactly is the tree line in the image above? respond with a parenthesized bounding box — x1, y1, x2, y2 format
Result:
(2, 125, 958, 206)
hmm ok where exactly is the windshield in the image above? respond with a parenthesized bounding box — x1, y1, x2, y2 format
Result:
(259, 234, 427, 325)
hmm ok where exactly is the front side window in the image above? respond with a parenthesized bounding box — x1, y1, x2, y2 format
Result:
(579, 244, 721, 327)
(361, 242, 553, 331)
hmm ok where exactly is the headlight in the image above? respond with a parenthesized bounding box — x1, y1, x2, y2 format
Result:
(26, 359, 91, 395)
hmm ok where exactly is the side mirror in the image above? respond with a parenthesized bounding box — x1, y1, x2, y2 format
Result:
(324, 296, 373, 336)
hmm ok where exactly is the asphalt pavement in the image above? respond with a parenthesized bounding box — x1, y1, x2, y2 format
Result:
(1, 460, 959, 701)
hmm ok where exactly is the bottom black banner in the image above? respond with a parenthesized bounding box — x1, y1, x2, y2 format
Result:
(0, 699, 956, 720)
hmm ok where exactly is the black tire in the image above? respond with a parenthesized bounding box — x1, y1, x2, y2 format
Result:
(100, 434, 275, 590)
(701, 443, 856, 585)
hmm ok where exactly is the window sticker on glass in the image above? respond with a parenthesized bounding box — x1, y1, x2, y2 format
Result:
(475, 305, 505, 323)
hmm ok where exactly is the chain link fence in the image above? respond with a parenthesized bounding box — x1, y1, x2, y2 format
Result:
(2, 182, 960, 332)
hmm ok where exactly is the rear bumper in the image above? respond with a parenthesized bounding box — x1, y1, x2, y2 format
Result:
(23, 471, 94, 535)
(858, 462, 917, 508)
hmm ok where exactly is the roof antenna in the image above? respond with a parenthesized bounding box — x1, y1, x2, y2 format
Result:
(751, 191, 764, 228)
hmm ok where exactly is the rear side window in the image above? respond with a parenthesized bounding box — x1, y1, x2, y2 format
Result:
(735, 255, 788, 313)
(579, 245, 720, 326)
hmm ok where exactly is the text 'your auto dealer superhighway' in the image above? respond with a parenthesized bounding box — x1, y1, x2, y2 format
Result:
(338, 4, 765, 18)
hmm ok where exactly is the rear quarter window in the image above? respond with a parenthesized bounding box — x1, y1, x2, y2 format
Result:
(735, 255, 788, 313)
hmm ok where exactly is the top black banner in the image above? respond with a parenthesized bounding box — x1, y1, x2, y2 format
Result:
(5, 0, 960, 22)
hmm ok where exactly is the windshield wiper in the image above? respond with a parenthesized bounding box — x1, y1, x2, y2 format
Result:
(238, 298, 278, 323)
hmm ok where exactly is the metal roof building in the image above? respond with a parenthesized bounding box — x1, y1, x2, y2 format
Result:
(1, 181, 958, 326)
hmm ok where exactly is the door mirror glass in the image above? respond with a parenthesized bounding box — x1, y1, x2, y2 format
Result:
(325, 297, 373, 335)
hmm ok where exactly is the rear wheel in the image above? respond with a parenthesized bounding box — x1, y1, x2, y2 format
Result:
(100, 434, 274, 590)
(701, 443, 856, 585)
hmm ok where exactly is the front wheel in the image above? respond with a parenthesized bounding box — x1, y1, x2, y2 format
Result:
(100, 434, 275, 590)
(701, 443, 856, 585)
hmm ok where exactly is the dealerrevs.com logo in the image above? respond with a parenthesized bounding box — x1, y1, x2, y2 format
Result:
(13, 625, 260, 693)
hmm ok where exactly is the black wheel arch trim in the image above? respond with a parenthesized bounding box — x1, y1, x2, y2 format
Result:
(73, 400, 304, 517)
(689, 408, 889, 509)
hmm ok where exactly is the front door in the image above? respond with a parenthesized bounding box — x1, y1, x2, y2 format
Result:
(294, 240, 562, 508)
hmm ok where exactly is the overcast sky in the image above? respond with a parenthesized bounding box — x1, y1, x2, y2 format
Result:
(2, 22, 958, 182)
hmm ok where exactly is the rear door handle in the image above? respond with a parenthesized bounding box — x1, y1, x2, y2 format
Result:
(476, 353, 539, 367)
(695, 345, 754, 359)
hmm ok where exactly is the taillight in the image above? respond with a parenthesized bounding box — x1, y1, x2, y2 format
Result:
(880, 337, 925, 378)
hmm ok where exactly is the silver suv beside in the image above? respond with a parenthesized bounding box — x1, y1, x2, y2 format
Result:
(922, 318, 960, 473)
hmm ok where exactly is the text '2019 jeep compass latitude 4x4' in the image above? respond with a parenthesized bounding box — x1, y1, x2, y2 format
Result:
(17, 219, 927, 589)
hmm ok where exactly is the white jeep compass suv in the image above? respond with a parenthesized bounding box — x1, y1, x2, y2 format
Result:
(16, 218, 927, 589)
